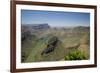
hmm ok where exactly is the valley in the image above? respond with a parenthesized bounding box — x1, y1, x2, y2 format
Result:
(21, 24, 90, 63)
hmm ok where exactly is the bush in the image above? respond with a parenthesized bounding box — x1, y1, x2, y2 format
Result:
(65, 50, 86, 60)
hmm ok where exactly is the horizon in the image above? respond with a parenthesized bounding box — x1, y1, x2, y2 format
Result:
(22, 23, 90, 28)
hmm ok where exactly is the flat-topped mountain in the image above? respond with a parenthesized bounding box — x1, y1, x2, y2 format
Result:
(22, 23, 50, 31)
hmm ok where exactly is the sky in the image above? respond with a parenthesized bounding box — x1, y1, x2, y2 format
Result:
(21, 10, 90, 27)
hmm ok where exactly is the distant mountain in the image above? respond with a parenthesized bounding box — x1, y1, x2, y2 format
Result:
(21, 23, 50, 44)
(22, 23, 50, 31)
(73, 26, 90, 31)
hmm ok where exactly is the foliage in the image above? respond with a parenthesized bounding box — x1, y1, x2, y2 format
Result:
(65, 49, 86, 60)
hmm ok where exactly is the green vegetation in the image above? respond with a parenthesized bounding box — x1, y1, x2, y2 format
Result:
(21, 26, 90, 62)
(64, 49, 87, 60)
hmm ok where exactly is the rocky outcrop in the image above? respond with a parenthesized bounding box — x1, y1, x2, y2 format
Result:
(41, 36, 58, 55)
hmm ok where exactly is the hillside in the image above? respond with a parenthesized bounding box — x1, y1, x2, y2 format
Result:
(21, 24, 90, 63)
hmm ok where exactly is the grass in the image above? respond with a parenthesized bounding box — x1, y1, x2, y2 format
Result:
(21, 27, 90, 62)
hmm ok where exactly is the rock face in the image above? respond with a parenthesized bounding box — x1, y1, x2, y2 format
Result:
(41, 36, 58, 55)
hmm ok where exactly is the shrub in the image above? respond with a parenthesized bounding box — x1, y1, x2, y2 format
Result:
(65, 50, 86, 60)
